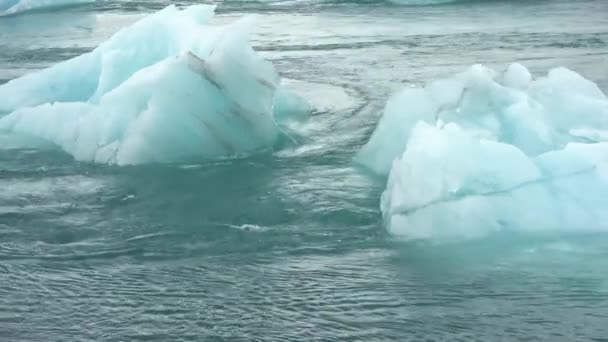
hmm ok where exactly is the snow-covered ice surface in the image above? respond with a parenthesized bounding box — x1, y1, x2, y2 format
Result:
(0, 0, 93, 16)
(0, 5, 308, 165)
(358, 64, 608, 241)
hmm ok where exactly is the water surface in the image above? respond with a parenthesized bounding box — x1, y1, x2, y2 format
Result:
(1, 0, 608, 340)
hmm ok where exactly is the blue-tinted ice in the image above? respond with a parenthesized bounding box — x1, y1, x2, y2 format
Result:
(0, 5, 308, 164)
(358, 64, 608, 241)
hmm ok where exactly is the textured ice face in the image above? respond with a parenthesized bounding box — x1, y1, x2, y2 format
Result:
(0, 5, 308, 165)
(358, 64, 608, 241)
(0, 0, 93, 16)
(358, 63, 608, 175)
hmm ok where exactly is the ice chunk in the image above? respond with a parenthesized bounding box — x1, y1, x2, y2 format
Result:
(358, 63, 608, 174)
(0, 5, 308, 165)
(360, 64, 608, 241)
(382, 123, 608, 241)
(0, 0, 93, 16)
(500, 62, 531, 90)
(272, 87, 313, 124)
(357, 87, 437, 174)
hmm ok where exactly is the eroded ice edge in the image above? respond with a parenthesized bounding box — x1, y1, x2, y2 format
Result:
(358, 63, 608, 241)
(0, 5, 310, 165)
(0, 0, 94, 16)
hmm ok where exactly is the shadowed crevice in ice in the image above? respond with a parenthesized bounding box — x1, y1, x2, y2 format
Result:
(392, 164, 598, 218)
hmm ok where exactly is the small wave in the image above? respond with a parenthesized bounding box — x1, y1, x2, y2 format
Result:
(386, 0, 457, 5)
(228, 224, 267, 232)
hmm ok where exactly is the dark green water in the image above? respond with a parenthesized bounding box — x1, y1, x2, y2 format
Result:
(1, 0, 608, 340)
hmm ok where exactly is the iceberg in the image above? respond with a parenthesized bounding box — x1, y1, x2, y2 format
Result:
(0, 0, 93, 16)
(0, 5, 308, 165)
(358, 64, 608, 241)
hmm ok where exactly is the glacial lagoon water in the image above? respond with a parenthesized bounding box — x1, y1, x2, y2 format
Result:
(1, 0, 608, 340)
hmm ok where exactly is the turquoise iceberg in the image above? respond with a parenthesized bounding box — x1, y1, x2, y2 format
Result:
(358, 64, 608, 241)
(0, 5, 307, 165)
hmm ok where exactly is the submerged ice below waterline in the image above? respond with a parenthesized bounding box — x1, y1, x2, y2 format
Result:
(358, 63, 608, 241)
(0, 5, 309, 165)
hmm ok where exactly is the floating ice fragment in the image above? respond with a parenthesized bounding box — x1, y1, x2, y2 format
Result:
(358, 63, 608, 241)
(0, 5, 309, 165)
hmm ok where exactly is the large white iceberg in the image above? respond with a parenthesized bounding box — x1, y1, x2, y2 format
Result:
(358, 64, 608, 241)
(0, 0, 93, 16)
(0, 5, 307, 165)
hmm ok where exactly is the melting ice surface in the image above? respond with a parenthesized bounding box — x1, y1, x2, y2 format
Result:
(0, 0, 93, 16)
(358, 64, 608, 241)
(0, 5, 308, 165)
